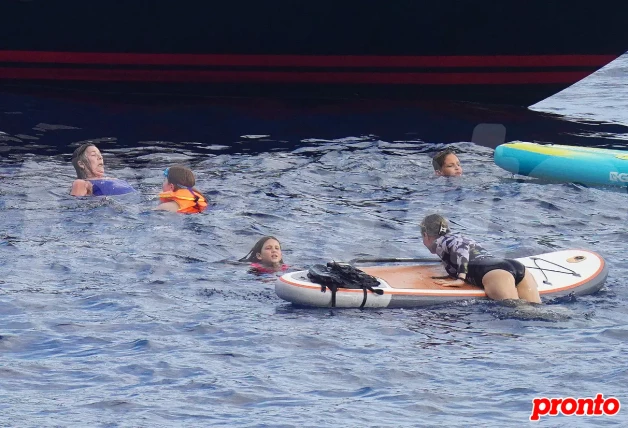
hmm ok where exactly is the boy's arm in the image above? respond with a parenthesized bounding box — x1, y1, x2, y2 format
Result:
(454, 246, 471, 279)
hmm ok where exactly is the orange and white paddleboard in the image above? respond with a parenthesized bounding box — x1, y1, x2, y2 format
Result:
(276, 249, 607, 308)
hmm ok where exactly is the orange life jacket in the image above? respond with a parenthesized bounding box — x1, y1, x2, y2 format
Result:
(159, 188, 208, 214)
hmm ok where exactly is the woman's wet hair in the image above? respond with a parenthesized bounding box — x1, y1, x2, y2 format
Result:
(165, 165, 196, 189)
(432, 148, 456, 171)
(71, 143, 96, 179)
(420, 214, 450, 237)
(239, 236, 283, 263)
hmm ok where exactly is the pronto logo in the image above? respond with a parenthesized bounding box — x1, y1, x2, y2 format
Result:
(609, 172, 628, 182)
(530, 394, 620, 421)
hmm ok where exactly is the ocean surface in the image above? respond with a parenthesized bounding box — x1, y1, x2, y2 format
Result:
(0, 55, 627, 427)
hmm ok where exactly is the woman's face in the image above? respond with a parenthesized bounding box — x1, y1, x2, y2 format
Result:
(256, 239, 282, 266)
(80, 146, 105, 178)
(437, 153, 462, 177)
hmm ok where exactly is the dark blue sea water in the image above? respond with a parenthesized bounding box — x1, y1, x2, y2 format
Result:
(0, 55, 627, 427)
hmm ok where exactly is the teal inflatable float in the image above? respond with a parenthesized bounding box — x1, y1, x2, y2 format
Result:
(494, 141, 628, 187)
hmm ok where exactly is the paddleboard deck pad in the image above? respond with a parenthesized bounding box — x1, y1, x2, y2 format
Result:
(276, 249, 607, 308)
(494, 141, 628, 187)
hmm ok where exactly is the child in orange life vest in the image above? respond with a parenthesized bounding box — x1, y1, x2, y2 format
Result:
(239, 236, 289, 273)
(156, 165, 208, 214)
(432, 148, 463, 177)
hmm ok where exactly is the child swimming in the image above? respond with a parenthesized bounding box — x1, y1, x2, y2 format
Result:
(432, 148, 463, 177)
(156, 165, 208, 213)
(239, 236, 288, 273)
(70, 143, 135, 196)
(420, 214, 541, 303)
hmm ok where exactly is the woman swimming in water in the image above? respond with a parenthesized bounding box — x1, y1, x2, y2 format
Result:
(70, 143, 135, 196)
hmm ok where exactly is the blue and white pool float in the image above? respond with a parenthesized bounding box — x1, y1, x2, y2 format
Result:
(87, 178, 135, 196)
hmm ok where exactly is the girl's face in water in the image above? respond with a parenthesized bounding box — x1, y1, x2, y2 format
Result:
(436, 153, 462, 177)
(256, 238, 282, 266)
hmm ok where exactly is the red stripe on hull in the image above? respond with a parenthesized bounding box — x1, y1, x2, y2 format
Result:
(0, 68, 592, 85)
(0, 50, 616, 68)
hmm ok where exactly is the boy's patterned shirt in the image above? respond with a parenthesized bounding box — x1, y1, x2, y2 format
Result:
(433, 233, 490, 277)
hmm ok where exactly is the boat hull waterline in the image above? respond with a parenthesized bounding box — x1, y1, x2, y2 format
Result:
(1, 1, 627, 104)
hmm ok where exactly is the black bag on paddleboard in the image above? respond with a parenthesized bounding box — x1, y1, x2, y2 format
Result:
(307, 262, 383, 308)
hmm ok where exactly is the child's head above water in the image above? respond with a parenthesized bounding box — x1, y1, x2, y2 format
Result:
(163, 165, 196, 191)
(239, 236, 284, 268)
(432, 148, 462, 177)
(72, 143, 104, 179)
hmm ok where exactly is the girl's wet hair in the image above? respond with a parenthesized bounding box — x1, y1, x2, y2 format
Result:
(420, 214, 450, 237)
(239, 236, 283, 263)
(432, 148, 457, 171)
(71, 143, 96, 179)
(164, 165, 196, 189)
